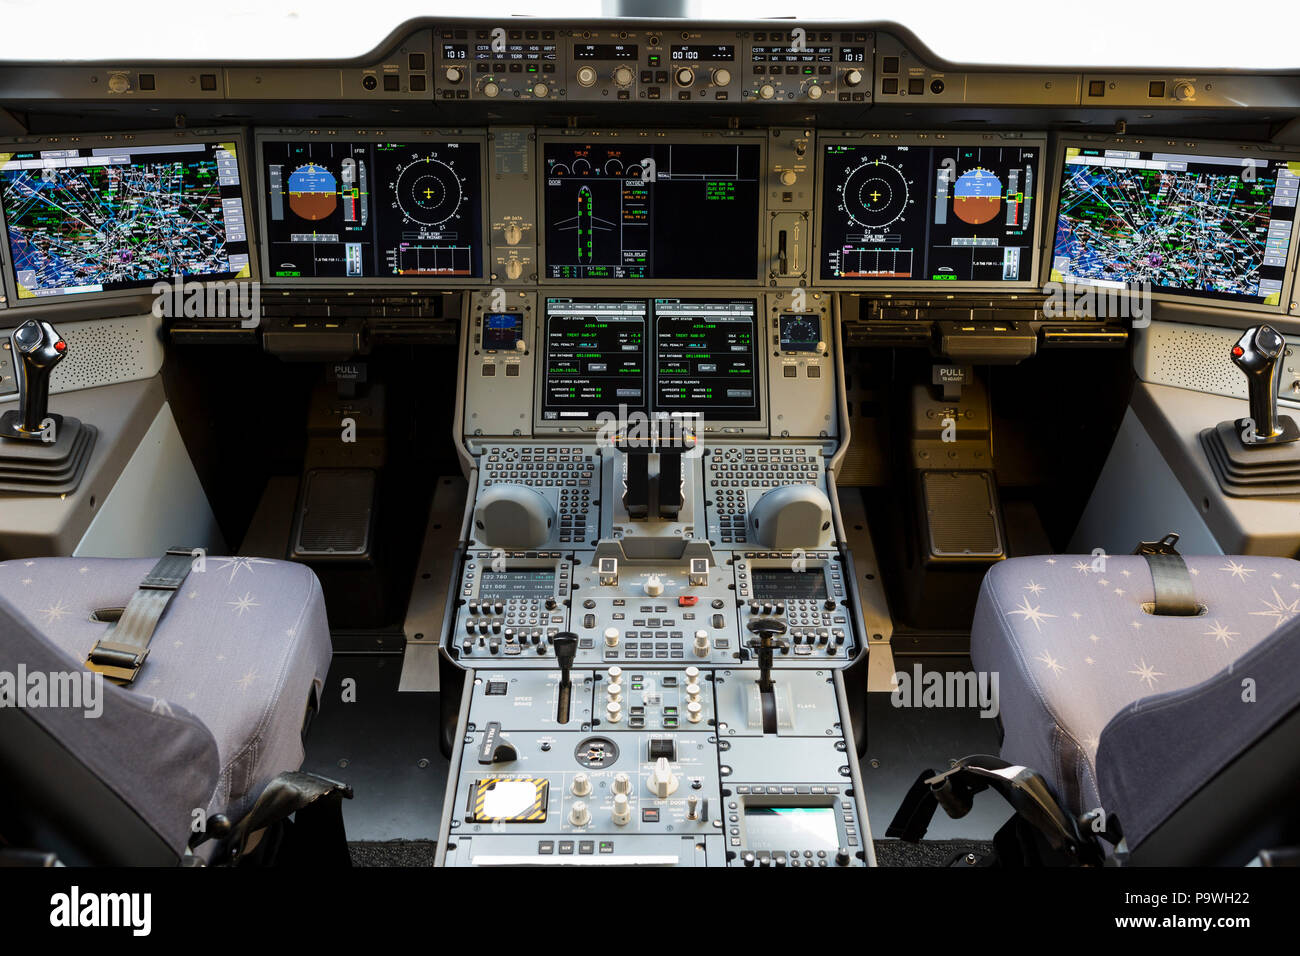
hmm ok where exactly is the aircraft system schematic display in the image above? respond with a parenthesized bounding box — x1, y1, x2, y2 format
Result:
(1051, 146, 1300, 306)
(542, 142, 761, 280)
(820, 142, 1040, 283)
(261, 139, 483, 280)
(0, 140, 250, 300)
(541, 297, 759, 422)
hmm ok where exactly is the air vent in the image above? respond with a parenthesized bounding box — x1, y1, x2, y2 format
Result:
(1138, 321, 1252, 398)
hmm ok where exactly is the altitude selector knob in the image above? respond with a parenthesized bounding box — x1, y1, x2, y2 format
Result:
(675, 67, 695, 87)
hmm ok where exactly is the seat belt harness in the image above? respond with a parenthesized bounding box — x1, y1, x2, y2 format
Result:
(85, 547, 197, 685)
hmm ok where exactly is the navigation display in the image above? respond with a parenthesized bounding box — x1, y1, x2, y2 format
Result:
(820, 142, 1040, 283)
(542, 141, 761, 280)
(260, 139, 482, 280)
(1051, 146, 1299, 306)
(0, 139, 250, 300)
(540, 297, 760, 423)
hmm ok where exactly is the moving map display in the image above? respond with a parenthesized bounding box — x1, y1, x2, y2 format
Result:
(820, 142, 1040, 283)
(542, 142, 761, 280)
(0, 140, 250, 300)
(261, 139, 483, 280)
(1051, 146, 1300, 306)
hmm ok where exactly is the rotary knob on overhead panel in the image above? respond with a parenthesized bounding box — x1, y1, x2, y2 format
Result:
(614, 65, 635, 87)
(571, 773, 592, 797)
(612, 772, 631, 795)
(577, 65, 598, 88)
(647, 757, 679, 798)
(570, 801, 591, 826)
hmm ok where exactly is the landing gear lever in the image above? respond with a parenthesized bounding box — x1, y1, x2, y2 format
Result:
(2, 318, 67, 441)
(1231, 325, 1299, 444)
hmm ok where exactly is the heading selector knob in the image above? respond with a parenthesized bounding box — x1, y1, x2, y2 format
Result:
(613, 65, 635, 87)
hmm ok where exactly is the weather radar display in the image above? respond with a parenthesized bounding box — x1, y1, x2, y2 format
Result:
(261, 139, 483, 280)
(820, 142, 1040, 283)
(1052, 147, 1299, 306)
(0, 140, 250, 299)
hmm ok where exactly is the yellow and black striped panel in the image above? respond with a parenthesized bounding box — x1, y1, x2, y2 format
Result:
(469, 777, 549, 823)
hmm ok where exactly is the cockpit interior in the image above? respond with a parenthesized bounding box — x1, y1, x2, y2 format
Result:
(1, 5, 1299, 919)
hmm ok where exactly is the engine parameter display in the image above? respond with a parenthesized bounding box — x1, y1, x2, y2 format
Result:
(820, 142, 1040, 283)
(261, 139, 483, 280)
(543, 142, 760, 280)
(1051, 146, 1299, 306)
(0, 139, 250, 299)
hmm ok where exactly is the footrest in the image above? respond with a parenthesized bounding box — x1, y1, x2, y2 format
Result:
(291, 468, 376, 559)
(919, 470, 1006, 562)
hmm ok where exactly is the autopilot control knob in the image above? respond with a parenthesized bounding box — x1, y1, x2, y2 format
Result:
(445, 67, 463, 84)
(647, 757, 679, 798)
(483, 81, 500, 97)
(612, 792, 632, 826)
(759, 83, 775, 100)
(569, 801, 591, 826)
(644, 574, 665, 597)
(807, 84, 823, 100)
(576, 65, 598, 88)
(613, 65, 635, 88)
(843, 68, 864, 87)
(612, 772, 631, 795)
(533, 83, 549, 98)
(572, 773, 592, 796)
(674, 67, 695, 87)
(712, 68, 731, 87)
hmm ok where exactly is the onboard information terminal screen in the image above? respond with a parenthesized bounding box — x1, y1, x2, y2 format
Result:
(1052, 147, 1299, 306)
(0, 140, 250, 299)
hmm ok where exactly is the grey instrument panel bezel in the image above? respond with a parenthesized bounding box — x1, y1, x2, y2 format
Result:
(1043, 134, 1300, 315)
(531, 288, 771, 437)
(0, 126, 258, 310)
(812, 129, 1049, 293)
(253, 126, 491, 289)
(534, 128, 770, 288)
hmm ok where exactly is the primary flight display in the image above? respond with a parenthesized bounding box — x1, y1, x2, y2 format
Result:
(820, 142, 1040, 283)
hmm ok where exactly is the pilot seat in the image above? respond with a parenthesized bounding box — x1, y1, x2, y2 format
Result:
(0, 553, 347, 865)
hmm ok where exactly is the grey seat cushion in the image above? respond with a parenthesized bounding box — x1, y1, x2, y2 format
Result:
(0, 555, 331, 825)
(971, 554, 1300, 816)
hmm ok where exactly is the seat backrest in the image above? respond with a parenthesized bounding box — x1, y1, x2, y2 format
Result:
(1096, 613, 1300, 865)
(0, 598, 220, 865)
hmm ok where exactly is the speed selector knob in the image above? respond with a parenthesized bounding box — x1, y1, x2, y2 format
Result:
(570, 801, 591, 826)
(613, 65, 635, 87)
(843, 69, 863, 87)
(611, 793, 631, 826)
(612, 772, 631, 795)
(576, 65, 598, 88)
(675, 67, 695, 87)
(571, 773, 592, 797)
(647, 757, 679, 798)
